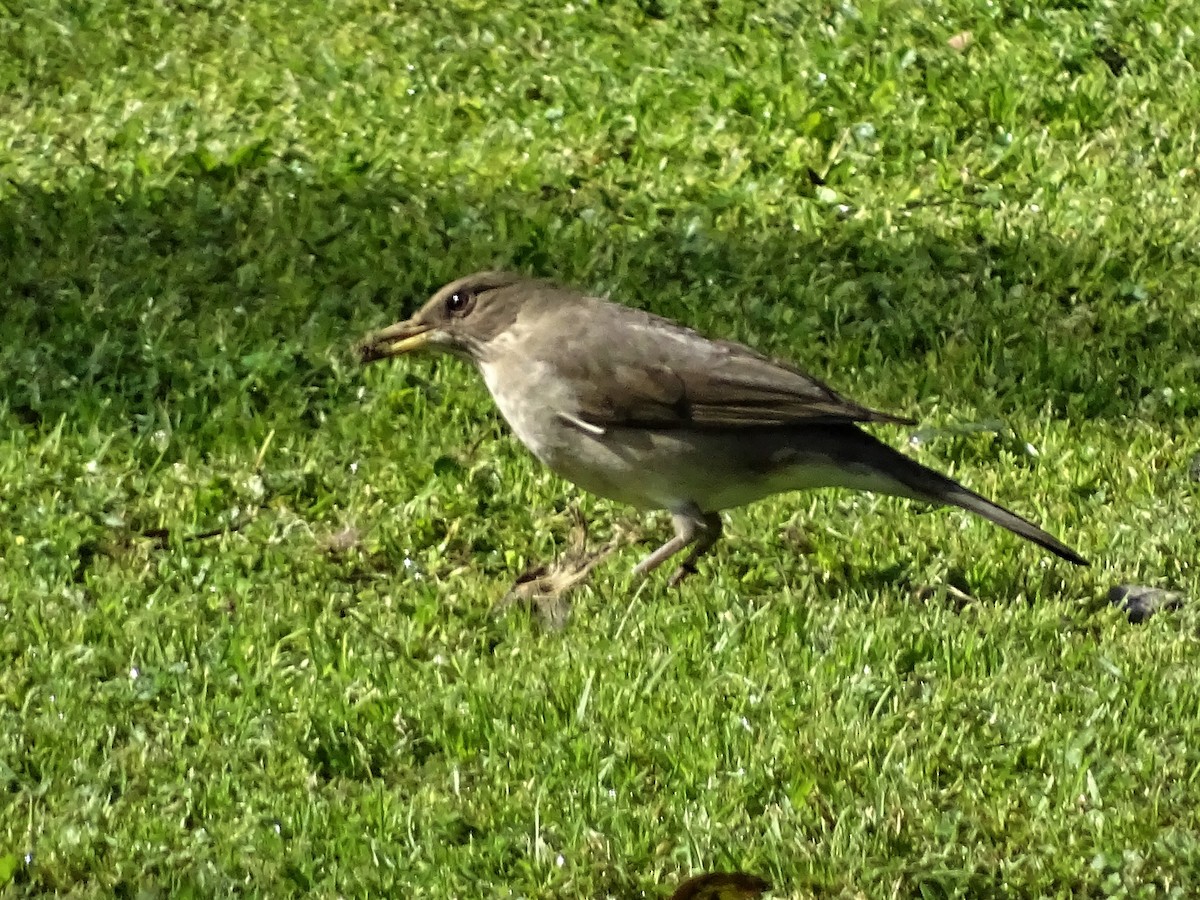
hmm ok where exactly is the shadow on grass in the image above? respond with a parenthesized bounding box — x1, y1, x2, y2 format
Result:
(1, 164, 1196, 454)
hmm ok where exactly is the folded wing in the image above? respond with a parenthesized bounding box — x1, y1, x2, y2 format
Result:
(556, 309, 913, 430)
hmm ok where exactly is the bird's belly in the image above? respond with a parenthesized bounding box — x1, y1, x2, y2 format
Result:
(477, 358, 895, 513)
(566, 427, 904, 513)
(476, 359, 633, 494)
(492, 408, 651, 507)
(515, 421, 895, 514)
(589, 428, 864, 511)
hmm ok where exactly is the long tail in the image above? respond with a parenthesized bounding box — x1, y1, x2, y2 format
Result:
(863, 435, 1089, 566)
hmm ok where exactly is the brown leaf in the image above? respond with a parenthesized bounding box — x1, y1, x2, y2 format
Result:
(319, 525, 363, 555)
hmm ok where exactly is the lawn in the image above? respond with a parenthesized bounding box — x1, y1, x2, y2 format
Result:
(2, 0, 1200, 896)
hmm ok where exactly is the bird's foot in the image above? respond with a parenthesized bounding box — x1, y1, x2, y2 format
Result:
(500, 565, 575, 631)
(495, 514, 639, 629)
(666, 562, 699, 588)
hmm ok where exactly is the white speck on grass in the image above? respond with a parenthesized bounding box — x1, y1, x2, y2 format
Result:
(129, 667, 140, 680)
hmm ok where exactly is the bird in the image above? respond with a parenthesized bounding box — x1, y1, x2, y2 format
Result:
(358, 271, 1088, 585)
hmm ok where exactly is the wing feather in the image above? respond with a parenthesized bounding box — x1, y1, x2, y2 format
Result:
(560, 317, 912, 429)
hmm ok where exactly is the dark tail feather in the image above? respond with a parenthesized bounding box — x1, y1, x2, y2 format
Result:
(884, 449, 1089, 566)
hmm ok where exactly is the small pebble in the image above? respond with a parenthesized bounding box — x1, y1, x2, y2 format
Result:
(947, 31, 973, 52)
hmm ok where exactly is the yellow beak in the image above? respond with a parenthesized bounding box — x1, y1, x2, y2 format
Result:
(357, 319, 433, 362)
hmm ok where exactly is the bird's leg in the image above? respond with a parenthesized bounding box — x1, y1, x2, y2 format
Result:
(632, 507, 723, 585)
(667, 512, 722, 587)
(631, 527, 691, 578)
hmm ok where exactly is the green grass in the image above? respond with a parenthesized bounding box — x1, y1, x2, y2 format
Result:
(3, 0, 1200, 896)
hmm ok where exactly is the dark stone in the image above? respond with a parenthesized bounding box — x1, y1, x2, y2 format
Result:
(1108, 584, 1184, 623)
(1095, 43, 1129, 77)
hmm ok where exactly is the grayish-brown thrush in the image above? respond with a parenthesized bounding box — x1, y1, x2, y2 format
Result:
(359, 272, 1087, 584)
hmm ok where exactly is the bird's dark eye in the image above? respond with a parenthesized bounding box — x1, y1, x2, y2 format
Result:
(445, 291, 473, 316)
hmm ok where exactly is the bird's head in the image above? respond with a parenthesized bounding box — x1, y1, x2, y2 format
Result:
(357, 271, 530, 364)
